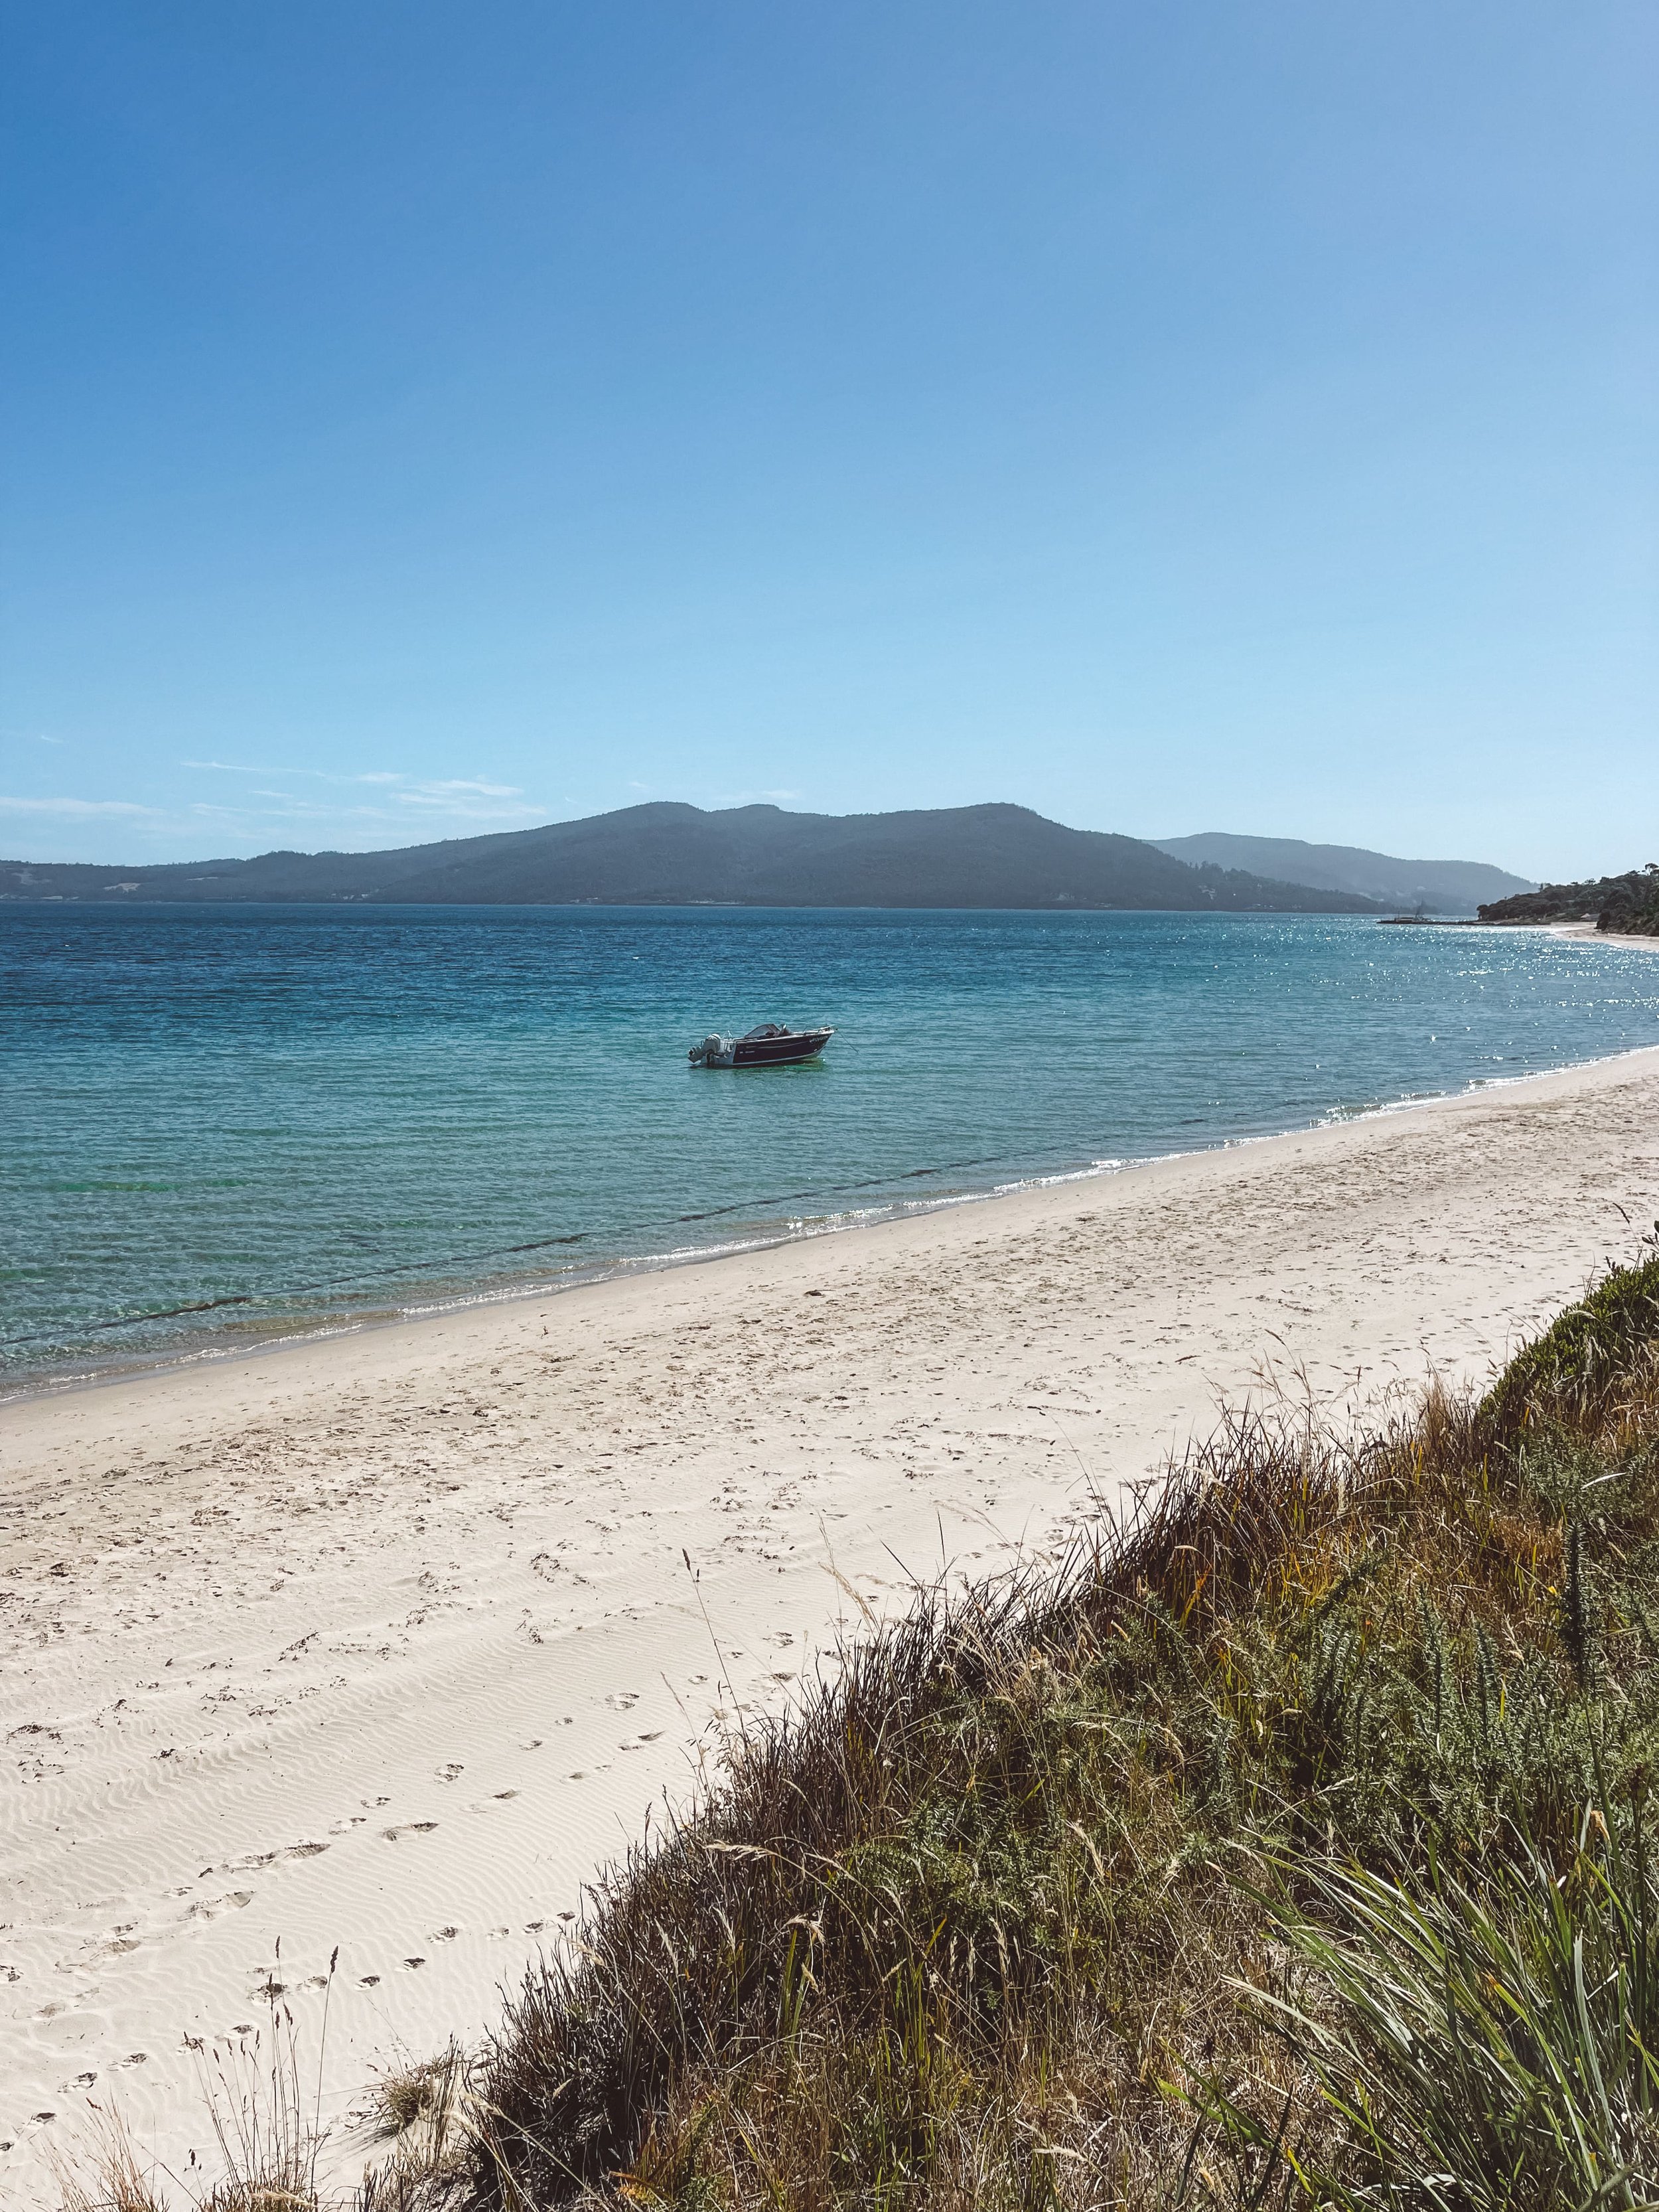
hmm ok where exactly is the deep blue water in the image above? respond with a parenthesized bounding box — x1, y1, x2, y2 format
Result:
(3, 904, 1656, 1392)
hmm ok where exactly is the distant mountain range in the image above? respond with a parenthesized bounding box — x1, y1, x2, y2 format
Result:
(0, 803, 1525, 915)
(1159, 832, 1530, 911)
(2, 803, 1392, 914)
(1150, 833, 1534, 913)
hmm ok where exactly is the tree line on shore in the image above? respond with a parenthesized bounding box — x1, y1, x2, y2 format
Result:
(1479, 863, 1659, 937)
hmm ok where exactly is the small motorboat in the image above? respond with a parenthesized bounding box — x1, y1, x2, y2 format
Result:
(689, 1021, 834, 1069)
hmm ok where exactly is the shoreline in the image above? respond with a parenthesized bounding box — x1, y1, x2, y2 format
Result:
(8, 1032, 1658, 1414)
(1551, 918, 1659, 952)
(5, 1044, 1659, 2201)
(1376, 918, 1659, 951)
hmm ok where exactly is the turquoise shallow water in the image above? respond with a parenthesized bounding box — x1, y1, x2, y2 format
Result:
(3, 904, 1656, 1392)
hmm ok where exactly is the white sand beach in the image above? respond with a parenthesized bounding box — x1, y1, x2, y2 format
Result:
(4, 1046, 1659, 2202)
(1553, 919, 1659, 952)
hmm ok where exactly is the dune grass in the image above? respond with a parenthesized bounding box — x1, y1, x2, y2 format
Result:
(58, 1252, 1659, 2210)
(464, 1252, 1659, 2209)
(1204, 1821, 1659, 2209)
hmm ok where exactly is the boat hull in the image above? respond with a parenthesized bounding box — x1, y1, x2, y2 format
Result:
(730, 1029, 832, 1067)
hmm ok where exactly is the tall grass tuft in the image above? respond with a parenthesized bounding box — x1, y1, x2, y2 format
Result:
(50, 1954, 476, 2212)
(1210, 1810, 1659, 2207)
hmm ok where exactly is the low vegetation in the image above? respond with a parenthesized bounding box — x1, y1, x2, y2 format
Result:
(1479, 863, 1659, 936)
(60, 1249, 1659, 2209)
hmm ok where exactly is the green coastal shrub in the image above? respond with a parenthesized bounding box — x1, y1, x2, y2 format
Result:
(1480, 1252, 1659, 1445)
(1208, 1825, 1659, 2210)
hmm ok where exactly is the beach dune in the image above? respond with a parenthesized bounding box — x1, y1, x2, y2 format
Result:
(3, 1047, 1659, 2202)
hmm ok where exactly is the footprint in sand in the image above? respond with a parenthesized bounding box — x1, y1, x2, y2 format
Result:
(435, 1763, 465, 1782)
(188, 1891, 253, 1921)
(62, 2073, 97, 2091)
(403, 1957, 425, 1970)
(431, 1926, 459, 1941)
(382, 1821, 439, 1842)
(76, 1937, 139, 1962)
(358, 1974, 381, 1988)
(113, 2053, 147, 2070)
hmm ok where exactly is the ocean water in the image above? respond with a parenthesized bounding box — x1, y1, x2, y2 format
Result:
(3, 904, 1656, 1393)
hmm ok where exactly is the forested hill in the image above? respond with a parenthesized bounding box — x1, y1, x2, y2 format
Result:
(1, 802, 1390, 913)
(1479, 865, 1659, 936)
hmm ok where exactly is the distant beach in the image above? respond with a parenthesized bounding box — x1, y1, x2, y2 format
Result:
(3, 1043, 1659, 2200)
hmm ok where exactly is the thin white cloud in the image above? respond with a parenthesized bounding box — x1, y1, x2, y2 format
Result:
(402, 778, 522, 799)
(180, 759, 411, 787)
(179, 763, 534, 809)
(186, 792, 544, 829)
(0, 795, 161, 816)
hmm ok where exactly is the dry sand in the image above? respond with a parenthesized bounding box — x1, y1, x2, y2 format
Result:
(5, 1045, 1659, 2201)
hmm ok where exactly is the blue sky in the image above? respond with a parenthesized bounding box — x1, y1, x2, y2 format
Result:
(2, 2, 1654, 879)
